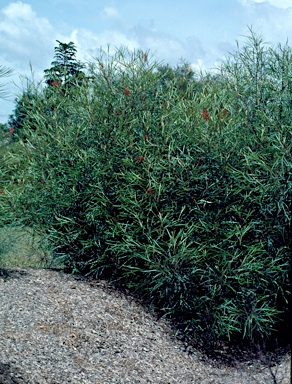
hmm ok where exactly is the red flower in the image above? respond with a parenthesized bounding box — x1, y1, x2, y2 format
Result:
(144, 133, 150, 141)
(47, 79, 62, 88)
(123, 87, 130, 96)
(221, 108, 229, 118)
(202, 109, 210, 121)
(134, 156, 144, 163)
(9, 127, 14, 135)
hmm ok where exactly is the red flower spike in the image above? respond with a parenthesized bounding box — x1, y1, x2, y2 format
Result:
(134, 156, 144, 163)
(123, 87, 130, 96)
(221, 109, 229, 118)
(47, 79, 62, 88)
(147, 187, 154, 195)
(202, 109, 210, 121)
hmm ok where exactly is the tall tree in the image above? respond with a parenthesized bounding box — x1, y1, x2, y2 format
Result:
(8, 42, 86, 137)
(44, 40, 85, 88)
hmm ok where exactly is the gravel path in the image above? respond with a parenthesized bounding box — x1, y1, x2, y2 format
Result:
(0, 267, 290, 384)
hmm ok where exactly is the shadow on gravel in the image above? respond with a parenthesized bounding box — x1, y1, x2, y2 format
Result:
(0, 362, 29, 384)
(80, 273, 291, 377)
(0, 268, 28, 281)
(189, 337, 290, 368)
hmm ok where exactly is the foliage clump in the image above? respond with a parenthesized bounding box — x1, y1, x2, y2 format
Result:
(1, 33, 291, 347)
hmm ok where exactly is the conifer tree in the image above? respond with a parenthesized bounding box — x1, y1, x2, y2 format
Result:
(44, 40, 85, 88)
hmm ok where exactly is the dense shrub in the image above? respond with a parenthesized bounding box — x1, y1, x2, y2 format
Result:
(1, 34, 291, 346)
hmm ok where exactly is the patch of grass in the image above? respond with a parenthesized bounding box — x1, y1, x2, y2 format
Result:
(0, 133, 15, 155)
(0, 226, 59, 268)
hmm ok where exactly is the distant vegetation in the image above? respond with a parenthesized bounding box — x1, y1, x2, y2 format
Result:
(0, 31, 291, 349)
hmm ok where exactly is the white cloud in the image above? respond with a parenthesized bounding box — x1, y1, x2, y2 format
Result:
(102, 6, 120, 19)
(237, 0, 292, 45)
(130, 26, 188, 64)
(67, 28, 139, 61)
(143, 36, 184, 60)
(0, 2, 59, 121)
(252, 0, 292, 7)
(239, 0, 292, 8)
(0, 2, 56, 69)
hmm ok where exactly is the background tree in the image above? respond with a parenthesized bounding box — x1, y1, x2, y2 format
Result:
(157, 61, 198, 99)
(7, 90, 38, 138)
(44, 40, 86, 89)
(8, 41, 86, 137)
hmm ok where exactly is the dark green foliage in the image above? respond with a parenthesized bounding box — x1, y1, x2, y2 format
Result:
(44, 40, 86, 89)
(156, 60, 197, 98)
(1, 34, 291, 346)
(7, 90, 38, 137)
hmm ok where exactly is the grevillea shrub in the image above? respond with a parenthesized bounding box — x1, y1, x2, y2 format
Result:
(2, 37, 291, 346)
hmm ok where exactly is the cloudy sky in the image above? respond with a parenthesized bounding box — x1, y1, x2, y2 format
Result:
(1, 0, 292, 123)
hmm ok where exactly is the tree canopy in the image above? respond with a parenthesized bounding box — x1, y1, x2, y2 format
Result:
(44, 40, 86, 88)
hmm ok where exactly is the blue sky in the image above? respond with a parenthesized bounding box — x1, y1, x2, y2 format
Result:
(1, 0, 292, 122)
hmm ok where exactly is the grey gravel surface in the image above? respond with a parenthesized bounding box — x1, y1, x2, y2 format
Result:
(0, 267, 290, 384)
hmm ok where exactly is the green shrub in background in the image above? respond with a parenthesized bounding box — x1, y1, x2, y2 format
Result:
(0, 32, 290, 346)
